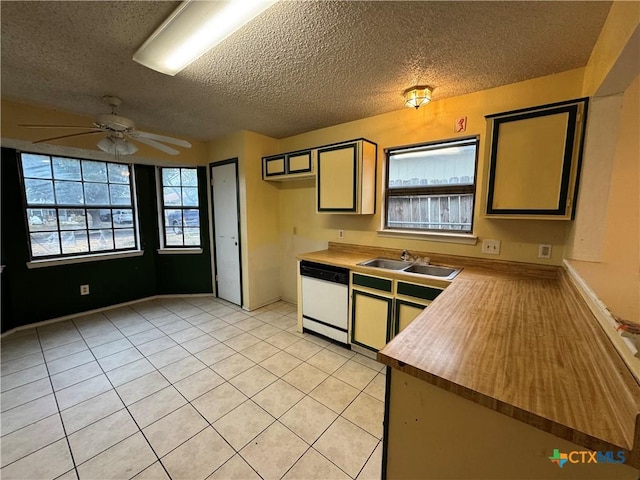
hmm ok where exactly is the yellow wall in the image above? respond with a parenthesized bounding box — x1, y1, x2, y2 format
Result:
(273, 69, 585, 301)
(582, 1, 640, 97)
(567, 4, 640, 324)
(208, 130, 280, 310)
(569, 74, 639, 323)
(1, 98, 207, 165)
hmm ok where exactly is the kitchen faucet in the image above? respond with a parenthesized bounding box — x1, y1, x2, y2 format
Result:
(401, 250, 430, 265)
(400, 250, 418, 262)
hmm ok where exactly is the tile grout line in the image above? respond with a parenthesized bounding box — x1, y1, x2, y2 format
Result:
(123, 303, 331, 479)
(3, 299, 381, 480)
(73, 312, 176, 480)
(33, 327, 81, 480)
(97, 300, 283, 478)
(109, 304, 264, 480)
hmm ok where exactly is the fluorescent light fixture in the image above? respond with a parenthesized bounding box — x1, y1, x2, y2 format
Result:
(133, 0, 277, 76)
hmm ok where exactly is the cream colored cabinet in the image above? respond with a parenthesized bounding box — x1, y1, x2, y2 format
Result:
(351, 273, 393, 351)
(317, 139, 377, 214)
(350, 273, 445, 352)
(393, 281, 443, 336)
(485, 98, 588, 220)
(262, 149, 314, 181)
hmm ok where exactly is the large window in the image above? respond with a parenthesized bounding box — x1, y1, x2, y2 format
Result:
(385, 137, 479, 233)
(20, 153, 138, 259)
(160, 167, 201, 247)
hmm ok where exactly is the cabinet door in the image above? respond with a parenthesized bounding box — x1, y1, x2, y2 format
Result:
(263, 155, 286, 178)
(351, 289, 392, 351)
(287, 151, 313, 174)
(394, 299, 428, 336)
(317, 143, 357, 212)
(485, 98, 588, 219)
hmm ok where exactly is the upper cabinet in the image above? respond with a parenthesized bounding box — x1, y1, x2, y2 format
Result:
(262, 149, 314, 181)
(317, 139, 377, 214)
(485, 98, 588, 220)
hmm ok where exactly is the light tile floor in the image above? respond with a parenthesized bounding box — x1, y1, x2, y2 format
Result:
(0, 297, 385, 480)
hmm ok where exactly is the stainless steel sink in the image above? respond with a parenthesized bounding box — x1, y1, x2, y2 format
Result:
(358, 257, 462, 280)
(357, 258, 413, 270)
(403, 264, 460, 279)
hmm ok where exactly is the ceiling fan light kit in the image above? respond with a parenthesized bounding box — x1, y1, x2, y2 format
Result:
(133, 0, 278, 76)
(404, 85, 433, 109)
(97, 136, 138, 156)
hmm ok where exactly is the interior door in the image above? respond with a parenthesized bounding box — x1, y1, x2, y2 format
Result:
(211, 160, 242, 306)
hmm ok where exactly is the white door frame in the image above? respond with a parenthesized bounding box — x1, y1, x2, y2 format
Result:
(208, 159, 243, 306)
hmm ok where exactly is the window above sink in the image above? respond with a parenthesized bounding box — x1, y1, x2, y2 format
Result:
(384, 136, 479, 235)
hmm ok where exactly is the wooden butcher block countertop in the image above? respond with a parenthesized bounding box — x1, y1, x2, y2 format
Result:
(297, 243, 640, 469)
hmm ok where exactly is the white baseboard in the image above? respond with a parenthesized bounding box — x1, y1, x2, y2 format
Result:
(1, 293, 215, 339)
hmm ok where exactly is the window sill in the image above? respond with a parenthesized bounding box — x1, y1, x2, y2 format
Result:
(377, 229, 478, 245)
(157, 248, 203, 255)
(27, 250, 144, 269)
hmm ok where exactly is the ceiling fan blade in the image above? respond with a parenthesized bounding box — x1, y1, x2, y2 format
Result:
(19, 124, 98, 129)
(133, 130, 192, 148)
(33, 130, 104, 144)
(132, 136, 180, 155)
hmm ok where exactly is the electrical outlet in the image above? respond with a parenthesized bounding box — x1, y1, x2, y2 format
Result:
(80, 284, 90, 296)
(538, 244, 552, 259)
(482, 239, 501, 255)
(338, 230, 344, 239)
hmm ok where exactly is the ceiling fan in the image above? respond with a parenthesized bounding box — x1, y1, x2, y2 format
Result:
(20, 96, 192, 156)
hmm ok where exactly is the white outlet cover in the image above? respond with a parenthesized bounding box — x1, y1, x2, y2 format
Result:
(538, 244, 552, 259)
(482, 239, 501, 255)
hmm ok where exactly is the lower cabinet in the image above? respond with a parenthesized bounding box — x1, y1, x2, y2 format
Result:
(351, 289, 393, 351)
(351, 273, 393, 351)
(394, 281, 444, 336)
(351, 273, 445, 352)
(394, 299, 428, 335)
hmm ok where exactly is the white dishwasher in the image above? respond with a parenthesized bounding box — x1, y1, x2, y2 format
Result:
(300, 261, 349, 345)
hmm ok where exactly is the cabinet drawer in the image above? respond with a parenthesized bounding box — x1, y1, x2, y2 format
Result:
(396, 281, 443, 301)
(353, 273, 393, 292)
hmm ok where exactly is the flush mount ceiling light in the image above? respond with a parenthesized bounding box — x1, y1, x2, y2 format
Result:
(403, 85, 433, 109)
(133, 0, 278, 76)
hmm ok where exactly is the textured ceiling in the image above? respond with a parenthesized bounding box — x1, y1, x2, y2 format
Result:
(1, 1, 611, 142)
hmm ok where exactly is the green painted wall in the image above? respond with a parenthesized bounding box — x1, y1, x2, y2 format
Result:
(156, 167, 213, 295)
(0, 148, 213, 332)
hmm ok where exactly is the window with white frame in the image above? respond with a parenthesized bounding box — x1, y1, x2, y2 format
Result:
(385, 137, 479, 233)
(20, 152, 138, 259)
(159, 167, 201, 247)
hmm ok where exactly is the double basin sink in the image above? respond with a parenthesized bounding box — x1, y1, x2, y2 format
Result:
(357, 258, 461, 280)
